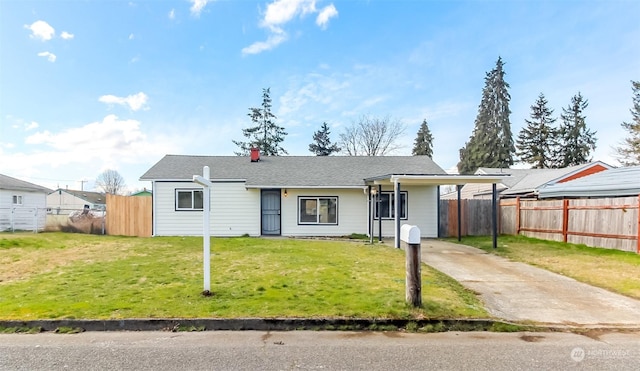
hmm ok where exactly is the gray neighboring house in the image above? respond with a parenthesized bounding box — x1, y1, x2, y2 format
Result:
(0, 174, 51, 231)
(143, 154, 492, 239)
(442, 161, 611, 199)
(538, 165, 640, 198)
(47, 189, 106, 214)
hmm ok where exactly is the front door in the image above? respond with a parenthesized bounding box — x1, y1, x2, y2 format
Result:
(261, 189, 281, 235)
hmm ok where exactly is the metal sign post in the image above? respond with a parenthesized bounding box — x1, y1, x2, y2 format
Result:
(193, 166, 213, 294)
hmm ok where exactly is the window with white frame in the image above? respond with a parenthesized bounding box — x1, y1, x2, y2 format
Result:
(298, 197, 338, 225)
(375, 191, 407, 219)
(175, 189, 204, 210)
(12, 195, 23, 205)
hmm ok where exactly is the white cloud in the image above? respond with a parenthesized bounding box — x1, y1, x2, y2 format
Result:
(316, 4, 338, 29)
(25, 20, 55, 41)
(37, 51, 56, 62)
(20, 115, 177, 169)
(169, 9, 176, 20)
(98, 92, 149, 111)
(60, 31, 74, 40)
(25, 122, 39, 131)
(244, 0, 338, 55)
(190, 0, 212, 17)
(242, 31, 288, 55)
(129, 33, 135, 40)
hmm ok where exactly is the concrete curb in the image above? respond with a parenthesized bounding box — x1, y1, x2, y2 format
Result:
(2, 318, 639, 333)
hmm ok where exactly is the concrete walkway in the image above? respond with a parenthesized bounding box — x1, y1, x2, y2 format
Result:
(419, 240, 640, 327)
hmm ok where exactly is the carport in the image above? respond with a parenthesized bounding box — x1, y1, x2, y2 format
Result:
(365, 174, 507, 249)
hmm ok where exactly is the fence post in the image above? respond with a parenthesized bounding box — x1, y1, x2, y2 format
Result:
(515, 196, 521, 235)
(637, 194, 640, 254)
(401, 224, 422, 308)
(562, 199, 569, 243)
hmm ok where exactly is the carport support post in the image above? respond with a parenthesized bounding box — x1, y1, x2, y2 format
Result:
(401, 225, 422, 307)
(394, 180, 401, 249)
(492, 183, 497, 249)
(457, 184, 463, 241)
(193, 166, 213, 294)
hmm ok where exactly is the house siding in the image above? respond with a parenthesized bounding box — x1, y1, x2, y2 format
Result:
(557, 164, 608, 183)
(372, 185, 439, 238)
(280, 188, 367, 237)
(0, 189, 47, 231)
(153, 181, 260, 236)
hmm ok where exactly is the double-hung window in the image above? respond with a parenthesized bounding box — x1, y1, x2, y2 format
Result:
(175, 189, 204, 211)
(298, 197, 338, 225)
(375, 191, 407, 219)
(12, 195, 23, 205)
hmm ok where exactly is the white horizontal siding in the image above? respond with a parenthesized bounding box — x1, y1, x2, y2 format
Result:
(0, 190, 47, 231)
(153, 181, 260, 236)
(280, 188, 368, 237)
(372, 185, 438, 238)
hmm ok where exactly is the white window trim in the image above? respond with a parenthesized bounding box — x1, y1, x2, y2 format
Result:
(298, 196, 339, 225)
(175, 189, 204, 211)
(376, 191, 408, 220)
(12, 195, 23, 206)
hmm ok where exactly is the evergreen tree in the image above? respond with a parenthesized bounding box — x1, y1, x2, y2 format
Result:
(555, 92, 596, 167)
(458, 57, 515, 174)
(516, 93, 558, 168)
(412, 119, 434, 157)
(309, 122, 341, 156)
(233, 88, 288, 156)
(615, 80, 640, 166)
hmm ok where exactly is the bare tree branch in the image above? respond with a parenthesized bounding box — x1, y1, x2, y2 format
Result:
(339, 115, 406, 156)
(96, 169, 126, 195)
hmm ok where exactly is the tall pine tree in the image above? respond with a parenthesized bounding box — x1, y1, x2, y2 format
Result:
(412, 119, 434, 157)
(233, 88, 288, 156)
(516, 93, 557, 168)
(615, 80, 640, 166)
(555, 92, 596, 167)
(309, 122, 341, 156)
(458, 57, 515, 174)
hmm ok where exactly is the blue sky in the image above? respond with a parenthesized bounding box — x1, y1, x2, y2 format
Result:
(1, 0, 638, 192)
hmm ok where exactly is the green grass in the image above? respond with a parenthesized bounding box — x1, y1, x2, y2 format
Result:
(0, 233, 487, 320)
(449, 235, 640, 299)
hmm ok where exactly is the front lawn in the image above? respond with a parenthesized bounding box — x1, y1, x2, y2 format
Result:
(0, 233, 486, 320)
(452, 235, 640, 299)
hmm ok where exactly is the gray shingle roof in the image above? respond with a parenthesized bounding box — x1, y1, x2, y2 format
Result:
(0, 174, 51, 193)
(539, 166, 640, 198)
(53, 189, 106, 205)
(140, 155, 446, 187)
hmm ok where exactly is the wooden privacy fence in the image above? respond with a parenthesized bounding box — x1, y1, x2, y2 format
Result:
(106, 194, 152, 237)
(500, 196, 640, 253)
(439, 199, 495, 237)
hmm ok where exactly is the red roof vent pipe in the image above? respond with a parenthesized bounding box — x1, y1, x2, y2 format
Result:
(250, 147, 260, 162)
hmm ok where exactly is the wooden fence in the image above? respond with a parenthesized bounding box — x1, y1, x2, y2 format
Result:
(439, 199, 495, 237)
(500, 196, 640, 253)
(106, 194, 152, 237)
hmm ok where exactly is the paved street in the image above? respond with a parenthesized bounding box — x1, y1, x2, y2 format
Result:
(1, 330, 639, 370)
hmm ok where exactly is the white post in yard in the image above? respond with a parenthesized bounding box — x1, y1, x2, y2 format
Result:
(193, 166, 213, 294)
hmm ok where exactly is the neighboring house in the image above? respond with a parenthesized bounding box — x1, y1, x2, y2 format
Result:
(131, 188, 152, 197)
(538, 165, 640, 199)
(0, 174, 51, 231)
(140, 154, 504, 241)
(441, 161, 611, 199)
(47, 189, 106, 214)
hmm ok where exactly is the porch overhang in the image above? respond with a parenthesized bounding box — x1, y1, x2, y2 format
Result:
(364, 174, 508, 249)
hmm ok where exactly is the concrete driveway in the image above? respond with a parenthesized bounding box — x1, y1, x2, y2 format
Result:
(419, 240, 640, 327)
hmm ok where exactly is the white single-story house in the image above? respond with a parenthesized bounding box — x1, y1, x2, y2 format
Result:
(47, 188, 106, 214)
(141, 153, 504, 247)
(0, 174, 51, 232)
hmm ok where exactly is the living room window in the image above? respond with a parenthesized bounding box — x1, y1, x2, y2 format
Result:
(298, 197, 338, 225)
(12, 195, 23, 205)
(175, 189, 204, 210)
(375, 191, 407, 219)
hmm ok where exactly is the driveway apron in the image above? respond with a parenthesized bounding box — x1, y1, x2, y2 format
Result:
(419, 240, 640, 326)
